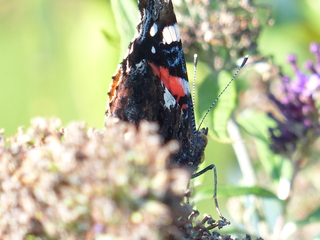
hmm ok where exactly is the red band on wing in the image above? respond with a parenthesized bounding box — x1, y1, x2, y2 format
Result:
(149, 62, 187, 109)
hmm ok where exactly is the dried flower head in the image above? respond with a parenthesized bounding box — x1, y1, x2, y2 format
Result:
(0, 117, 262, 239)
(173, 0, 271, 69)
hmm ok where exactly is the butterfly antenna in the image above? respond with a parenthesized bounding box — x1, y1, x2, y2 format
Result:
(192, 54, 198, 106)
(197, 55, 249, 131)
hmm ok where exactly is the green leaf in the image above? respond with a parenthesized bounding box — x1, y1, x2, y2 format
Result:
(255, 138, 284, 181)
(206, 70, 237, 142)
(218, 185, 278, 198)
(110, 0, 139, 58)
(237, 110, 286, 181)
(194, 185, 278, 202)
(237, 109, 275, 141)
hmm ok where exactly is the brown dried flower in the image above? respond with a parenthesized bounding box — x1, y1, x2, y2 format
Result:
(0, 117, 262, 240)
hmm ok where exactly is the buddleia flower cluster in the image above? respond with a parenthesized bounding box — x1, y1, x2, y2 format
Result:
(268, 42, 320, 159)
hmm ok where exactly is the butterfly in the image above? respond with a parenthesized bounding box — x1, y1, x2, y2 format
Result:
(106, 0, 208, 173)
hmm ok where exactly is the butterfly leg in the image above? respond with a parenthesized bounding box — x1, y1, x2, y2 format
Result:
(192, 164, 231, 227)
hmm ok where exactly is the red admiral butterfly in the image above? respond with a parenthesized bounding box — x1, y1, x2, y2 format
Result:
(106, 0, 208, 172)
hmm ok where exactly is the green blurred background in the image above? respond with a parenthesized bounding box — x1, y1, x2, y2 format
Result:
(1, 0, 320, 220)
(0, 0, 119, 136)
(1, 0, 319, 136)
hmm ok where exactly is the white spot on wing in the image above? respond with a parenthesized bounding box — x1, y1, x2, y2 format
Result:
(168, 25, 177, 42)
(135, 60, 144, 69)
(163, 87, 176, 109)
(162, 27, 172, 44)
(126, 59, 130, 74)
(174, 23, 180, 41)
(162, 23, 181, 45)
(181, 78, 190, 95)
(150, 23, 158, 37)
(151, 46, 156, 54)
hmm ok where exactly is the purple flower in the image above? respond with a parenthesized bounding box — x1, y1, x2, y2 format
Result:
(268, 42, 320, 156)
